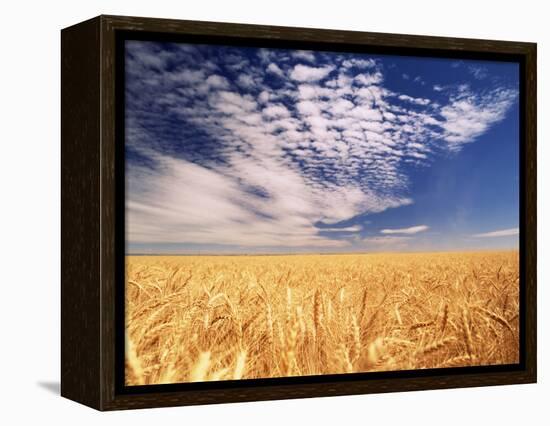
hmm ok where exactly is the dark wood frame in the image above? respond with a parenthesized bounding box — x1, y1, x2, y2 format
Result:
(61, 14, 537, 411)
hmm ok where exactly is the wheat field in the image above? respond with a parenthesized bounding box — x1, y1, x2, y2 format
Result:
(125, 251, 519, 385)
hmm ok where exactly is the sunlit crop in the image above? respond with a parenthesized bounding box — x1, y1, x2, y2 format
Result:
(125, 251, 519, 385)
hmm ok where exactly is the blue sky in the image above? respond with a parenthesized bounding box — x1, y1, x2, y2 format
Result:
(125, 40, 519, 254)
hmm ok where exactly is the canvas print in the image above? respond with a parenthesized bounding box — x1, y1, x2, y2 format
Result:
(124, 40, 520, 386)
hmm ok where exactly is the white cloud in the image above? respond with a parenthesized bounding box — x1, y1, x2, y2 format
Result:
(472, 228, 519, 238)
(398, 94, 430, 106)
(237, 74, 256, 89)
(342, 58, 376, 69)
(214, 91, 257, 111)
(266, 62, 285, 78)
(258, 90, 271, 104)
(350, 106, 383, 121)
(205, 74, 229, 89)
(291, 50, 316, 63)
(297, 100, 321, 116)
(355, 72, 383, 86)
(322, 225, 363, 232)
(439, 87, 517, 147)
(168, 69, 205, 84)
(381, 225, 429, 235)
(127, 152, 408, 248)
(263, 104, 291, 119)
(468, 65, 489, 80)
(408, 152, 427, 159)
(290, 64, 334, 82)
(330, 98, 355, 115)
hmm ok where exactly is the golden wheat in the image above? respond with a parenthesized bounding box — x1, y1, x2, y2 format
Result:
(125, 251, 519, 385)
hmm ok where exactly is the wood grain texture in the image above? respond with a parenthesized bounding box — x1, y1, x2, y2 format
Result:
(523, 43, 537, 381)
(61, 16, 102, 410)
(103, 370, 537, 411)
(61, 14, 537, 411)
(101, 14, 533, 55)
(100, 15, 118, 409)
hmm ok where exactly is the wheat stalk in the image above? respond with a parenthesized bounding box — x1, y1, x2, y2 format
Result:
(125, 251, 519, 383)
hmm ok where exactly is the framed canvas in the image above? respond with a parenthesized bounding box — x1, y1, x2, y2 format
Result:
(61, 15, 537, 411)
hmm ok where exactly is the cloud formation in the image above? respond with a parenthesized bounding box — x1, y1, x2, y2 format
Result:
(290, 64, 334, 82)
(439, 86, 517, 147)
(472, 228, 519, 238)
(124, 41, 518, 250)
(381, 225, 429, 235)
(322, 225, 363, 233)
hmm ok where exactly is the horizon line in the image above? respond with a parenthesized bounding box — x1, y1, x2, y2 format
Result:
(126, 247, 519, 257)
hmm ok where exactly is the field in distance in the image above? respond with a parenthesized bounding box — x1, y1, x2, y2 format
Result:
(125, 251, 519, 385)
